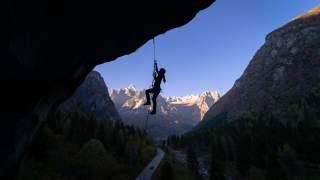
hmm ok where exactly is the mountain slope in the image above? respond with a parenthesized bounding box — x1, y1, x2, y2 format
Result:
(110, 85, 219, 139)
(198, 6, 320, 129)
(59, 71, 121, 122)
(169, 8, 320, 179)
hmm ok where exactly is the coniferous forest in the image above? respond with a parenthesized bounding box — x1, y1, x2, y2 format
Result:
(17, 111, 156, 180)
(167, 84, 320, 179)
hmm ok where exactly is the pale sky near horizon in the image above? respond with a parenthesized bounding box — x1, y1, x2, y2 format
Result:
(95, 0, 320, 97)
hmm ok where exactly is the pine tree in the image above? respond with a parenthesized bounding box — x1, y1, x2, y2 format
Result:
(266, 152, 287, 180)
(77, 139, 116, 180)
(161, 161, 174, 180)
(187, 144, 200, 177)
(209, 143, 225, 180)
(96, 122, 108, 148)
(236, 132, 251, 177)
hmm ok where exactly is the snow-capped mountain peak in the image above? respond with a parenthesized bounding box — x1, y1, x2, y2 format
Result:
(125, 84, 137, 91)
(116, 84, 139, 97)
(110, 85, 220, 139)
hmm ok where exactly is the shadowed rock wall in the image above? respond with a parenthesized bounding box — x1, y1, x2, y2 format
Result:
(0, 0, 215, 177)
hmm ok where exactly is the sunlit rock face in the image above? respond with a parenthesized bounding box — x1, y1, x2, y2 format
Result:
(0, 0, 215, 177)
(110, 85, 220, 139)
(198, 7, 320, 129)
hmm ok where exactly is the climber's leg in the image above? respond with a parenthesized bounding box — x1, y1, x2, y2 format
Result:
(144, 89, 153, 105)
(150, 89, 160, 114)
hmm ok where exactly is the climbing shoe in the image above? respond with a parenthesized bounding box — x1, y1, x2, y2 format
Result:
(143, 102, 151, 106)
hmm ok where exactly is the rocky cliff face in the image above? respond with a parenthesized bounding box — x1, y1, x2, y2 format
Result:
(198, 7, 320, 129)
(110, 85, 219, 139)
(58, 71, 121, 122)
(0, 0, 215, 177)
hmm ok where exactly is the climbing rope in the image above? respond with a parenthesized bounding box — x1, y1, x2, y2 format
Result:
(151, 38, 157, 88)
(153, 38, 156, 63)
(145, 37, 157, 131)
(145, 108, 150, 131)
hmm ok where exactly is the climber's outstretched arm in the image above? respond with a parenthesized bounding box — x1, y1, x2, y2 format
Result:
(163, 75, 166, 83)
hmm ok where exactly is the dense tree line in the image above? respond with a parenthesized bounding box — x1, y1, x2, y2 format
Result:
(186, 144, 200, 178)
(17, 111, 156, 180)
(167, 84, 320, 179)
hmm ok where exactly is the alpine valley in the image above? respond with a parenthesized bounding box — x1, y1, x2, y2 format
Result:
(110, 85, 220, 139)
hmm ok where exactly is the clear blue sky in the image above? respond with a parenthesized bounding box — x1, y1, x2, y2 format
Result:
(95, 0, 319, 97)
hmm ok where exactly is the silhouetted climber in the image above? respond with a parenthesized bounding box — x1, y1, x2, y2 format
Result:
(144, 62, 166, 114)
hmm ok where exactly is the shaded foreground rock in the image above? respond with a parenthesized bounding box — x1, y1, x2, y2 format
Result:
(0, 0, 215, 178)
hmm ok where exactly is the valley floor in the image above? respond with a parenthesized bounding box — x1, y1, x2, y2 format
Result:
(152, 148, 200, 180)
(171, 149, 209, 180)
